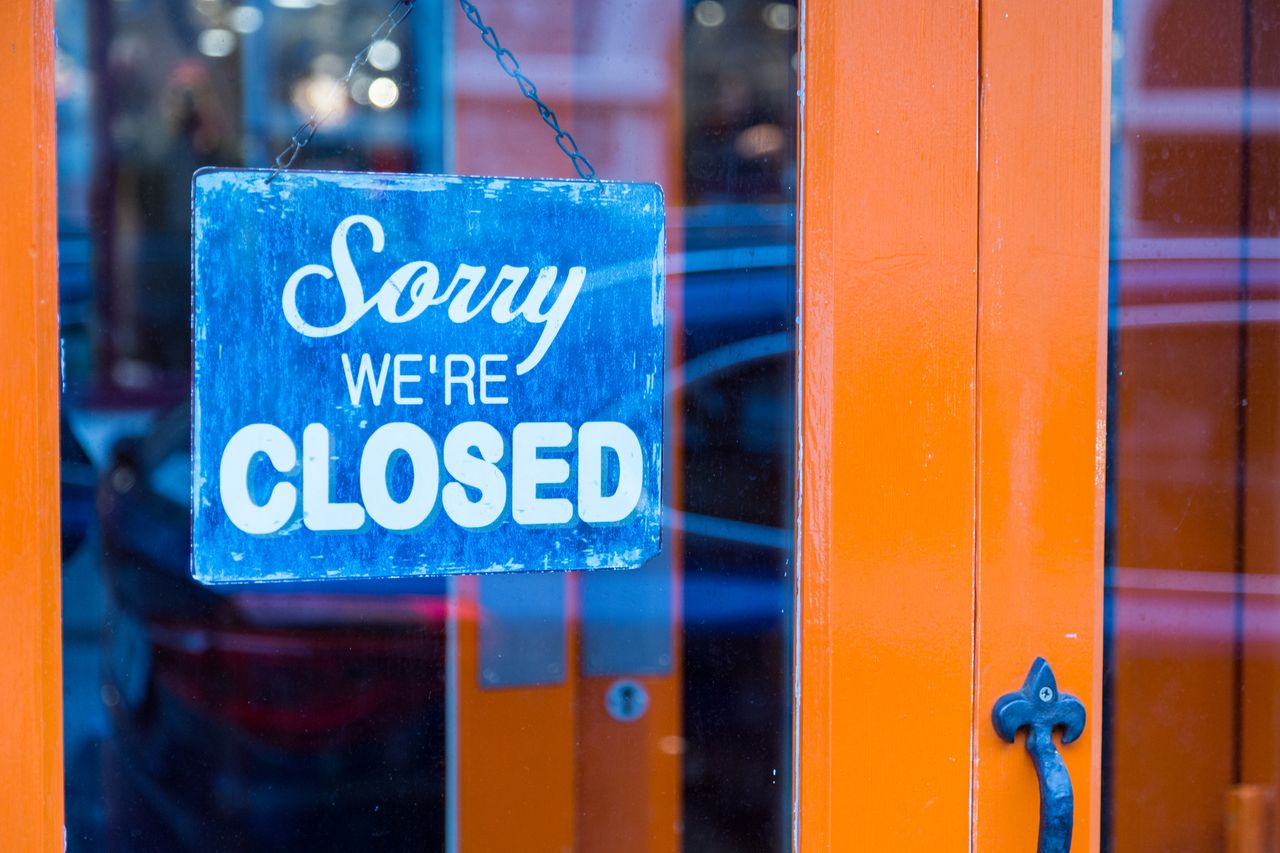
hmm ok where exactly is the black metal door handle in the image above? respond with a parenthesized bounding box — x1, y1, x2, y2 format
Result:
(992, 658, 1086, 853)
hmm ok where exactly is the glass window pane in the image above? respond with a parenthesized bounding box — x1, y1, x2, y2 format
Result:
(56, 1, 797, 849)
(1104, 1, 1280, 849)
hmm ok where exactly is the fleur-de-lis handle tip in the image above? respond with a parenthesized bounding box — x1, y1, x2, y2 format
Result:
(992, 657, 1086, 853)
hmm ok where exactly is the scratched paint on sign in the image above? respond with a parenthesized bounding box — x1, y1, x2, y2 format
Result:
(191, 169, 664, 584)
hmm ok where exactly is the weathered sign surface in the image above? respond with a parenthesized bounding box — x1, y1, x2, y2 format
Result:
(192, 169, 664, 583)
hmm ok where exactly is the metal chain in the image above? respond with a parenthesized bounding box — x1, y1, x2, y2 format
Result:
(265, 0, 598, 182)
(266, 0, 416, 182)
(456, 0, 598, 180)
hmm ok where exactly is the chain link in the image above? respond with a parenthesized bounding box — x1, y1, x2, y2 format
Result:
(456, 0, 598, 180)
(266, 0, 416, 182)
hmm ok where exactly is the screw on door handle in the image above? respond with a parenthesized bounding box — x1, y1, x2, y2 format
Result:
(992, 658, 1086, 853)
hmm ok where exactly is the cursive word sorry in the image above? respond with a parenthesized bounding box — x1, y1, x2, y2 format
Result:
(281, 214, 584, 375)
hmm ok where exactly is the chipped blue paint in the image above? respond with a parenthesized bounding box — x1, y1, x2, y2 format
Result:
(192, 168, 664, 584)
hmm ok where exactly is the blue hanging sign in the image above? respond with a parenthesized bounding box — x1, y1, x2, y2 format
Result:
(191, 169, 664, 584)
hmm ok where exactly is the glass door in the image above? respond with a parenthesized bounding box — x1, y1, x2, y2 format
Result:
(1104, 1, 1280, 849)
(48, 1, 799, 850)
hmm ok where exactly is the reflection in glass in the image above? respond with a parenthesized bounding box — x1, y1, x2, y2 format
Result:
(1105, 1, 1280, 850)
(57, 1, 798, 850)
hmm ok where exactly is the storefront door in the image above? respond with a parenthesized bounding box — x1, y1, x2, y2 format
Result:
(33, 1, 1280, 851)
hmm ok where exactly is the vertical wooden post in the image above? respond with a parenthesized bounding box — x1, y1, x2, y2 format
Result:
(796, 1, 980, 848)
(971, 1, 1111, 851)
(799, 0, 1109, 849)
(0, 1, 65, 849)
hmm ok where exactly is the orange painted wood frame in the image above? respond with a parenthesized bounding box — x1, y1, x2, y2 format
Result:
(797, 0, 1109, 849)
(972, 2, 1111, 851)
(0, 0, 65, 849)
(797, 0, 980, 846)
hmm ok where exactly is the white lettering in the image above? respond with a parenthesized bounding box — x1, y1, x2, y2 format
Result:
(512, 422, 573, 525)
(577, 422, 644, 523)
(281, 215, 382, 337)
(441, 421, 506, 528)
(217, 421, 648, 534)
(393, 354, 424, 405)
(479, 354, 509, 404)
(282, 216, 583, 373)
(444, 354, 475, 406)
(342, 352, 391, 407)
(301, 423, 366, 531)
(219, 424, 297, 534)
(491, 266, 585, 375)
(445, 264, 497, 322)
(373, 261, 440, 324)
(359, 422, 439, 530)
